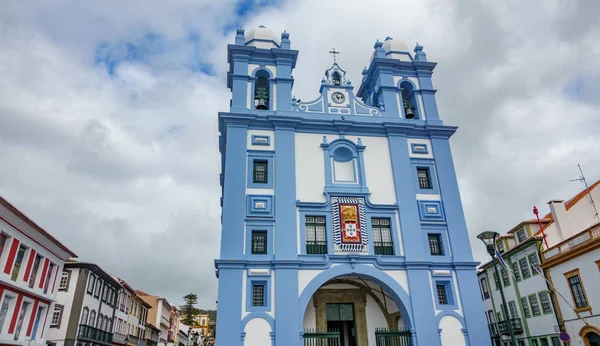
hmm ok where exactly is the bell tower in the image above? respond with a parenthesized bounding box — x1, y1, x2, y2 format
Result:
(227, 26, 298, 112)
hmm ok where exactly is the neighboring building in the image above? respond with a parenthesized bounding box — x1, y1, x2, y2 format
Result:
(144, 323, 160, 346)
(170, 308, 180, 346)
(127, 291, 150, 346)
(540, 181, 600, 346)
(137, 291, 174, 345)
(46, 260, 120, 346)
(177, 328, 188, 346)
(215, 26, 490, 346)
(194, 313, 209, 337)
(0, 196, 77, 345)
(112, 277, 134, 345)
(477, 219, 562, 346)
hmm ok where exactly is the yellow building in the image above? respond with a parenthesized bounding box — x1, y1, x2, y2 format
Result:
(196, 313, 209, 337)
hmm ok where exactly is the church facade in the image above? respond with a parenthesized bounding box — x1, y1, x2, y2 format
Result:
(215, 26, 491, 346)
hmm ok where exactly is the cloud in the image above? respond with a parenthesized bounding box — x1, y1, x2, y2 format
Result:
(0, 0, 599, 309)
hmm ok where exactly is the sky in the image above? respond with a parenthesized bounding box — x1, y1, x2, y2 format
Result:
(0, 0, 599, 309)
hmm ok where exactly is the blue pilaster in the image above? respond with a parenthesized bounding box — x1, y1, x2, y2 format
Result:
(274, 264, 300, 346)
(430, 136, 473, 262)
(378, 69, 400, 118)
(275, 61, 294, 111)
(455, 266, 493, 346)
(215, 267, 243, 346)
(387, 132, 426, 260)
(220, 123, 248, 259)
(273, 121, 298, 259)
(406, 265, 441, 346)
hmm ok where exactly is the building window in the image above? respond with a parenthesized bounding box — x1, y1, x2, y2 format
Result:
(14, 302, 30, 340)
(59, 271, 70, 291)
(28, 255, 42, 289)
(519, 258, 531, 279)
(520, 297, 531, 318)
(11, 245, 27, 281)
(508, 301, 519, 318)
(428, 234, 443, 256)
(95, 280, 102, 297)
(516, 229, 527, 243)
(532, 340, 539, 346)
(528, 253, 541, 275)
(87, 275, 95, 294)
(497, 241, 505, 254)
(50, 306, 62, 327)
(89, 310, 96, 326)
(528, 295, 541, 316)
(81, 307, 89, 325)
(567, 274, 588, 309)
(493, 272, 500, 290)
(0, 296, 14, 334)
(252, 284, 265, 307)
(251, 231, 267, 255)
(252, 160, 268, 184)
(0, 234, 7, 258)
(511, 262, 521, 281)
(436, 284, 448, 305)
(372, 218, 393, 255)
(539, 292, 552, 313)
(417, 168, 432, 189)
(43, 263, 55, 294)
(305, 216, 327, 254)
(551, 337, 560, 346)
(480, 277, 490, 299)
(540, 339, 549, 346)
(501, 268, 511, 287)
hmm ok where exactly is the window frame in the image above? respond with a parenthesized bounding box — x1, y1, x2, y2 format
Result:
(59, 270, 70, 291)
(251, 231, 268, 255)
(480, 277, 490, 300)
(519, 257, 531, 279)
(516, 229, 527, 243)
(87, 275, 95, 295)
(411, 161, 439, 195)
(50, 304, 64, 328)
(538, 291, 552, 314)
(304, 215, 328, 255)
(432, 276, 458, 310)
(371, 217, 393, 255)
(528, 253, 541, 276)
(528, 294, 541, 316)
(427, 233, 444, 256)
(520, 297, 531, 318)
(563, 269, 590, 312)
(501, 268, 511, 287)
(11, 245, 27, 281)
(252, 160, 268, 184)
(246, 275, 271, 313)
(511, 261, 521, 282)
(247, 152, 273, 189)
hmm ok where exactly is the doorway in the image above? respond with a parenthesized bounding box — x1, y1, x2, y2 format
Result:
(326, 303, 356, 346)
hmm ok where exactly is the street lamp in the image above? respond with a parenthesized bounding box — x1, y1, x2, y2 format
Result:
(477, 231, 517, 346)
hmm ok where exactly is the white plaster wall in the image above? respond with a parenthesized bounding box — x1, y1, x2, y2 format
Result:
(416, 194, 441, 201)
(298, 270, 322, 297)
(247, 130, 275, 151)
(408, 77, 421, 89)
(248, 64, 277, 78)
(246, 81, 252, 109)
(243, 317, 271, 346)
(439, 315, 466, 346)
(241, 270, 248, 318)
(407, 138, 433, 159)
(382, 270, 410, 296)
(333, 159, 356, 183)
(366, 295, 388, 346)
(46, 269, 81, 343)
(346, 135, 396, 205)
(302, 297, 316, 330)
(295, 133, 326, 203)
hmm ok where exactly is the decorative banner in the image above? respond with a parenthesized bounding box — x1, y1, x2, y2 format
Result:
(331, 197, 368, 252)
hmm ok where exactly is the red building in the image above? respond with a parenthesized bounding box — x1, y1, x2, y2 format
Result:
(0, 196, 76, 345)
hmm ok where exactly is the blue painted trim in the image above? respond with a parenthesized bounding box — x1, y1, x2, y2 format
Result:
(321, 138, 369, 194)
(246, 273, 271, 312)
(411, 161, 440, 195)
(418, 200, 445, 222)
(367, 213, 401, 256)
(247, 152, 274, 189)
(298, 209, 334, 255)
(246, 195, 274, 218)
(241, 312, 275, 330)
(411, 143, 429, 154)
(297, 264, 414, 330)
(434, 310, 466, 328)
(433, 277, 458, 310)
(423, 225, 452, 262)
(251, 135, 271, 146)
(245, 220, 274, 260)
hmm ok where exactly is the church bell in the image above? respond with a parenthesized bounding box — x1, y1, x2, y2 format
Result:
(255, 87, 269, 110)
(403, 98, 415, 119)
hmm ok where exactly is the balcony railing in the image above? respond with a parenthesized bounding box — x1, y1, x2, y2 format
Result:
(78, 324, 113, 344)
(488, 323, 499, 337)
(306, 241, 327, 255)
(375, 328, 413, 346)
(544, 223, 600, 260)
(497, 318, 523, 335)
(138, 339, 146, 346)
(374, 242, 394, 255)
(113, 332, 127, 344)
(160, 316, 170, 327)
(303, 329, 340, 346)
(127, 334, 140, 345)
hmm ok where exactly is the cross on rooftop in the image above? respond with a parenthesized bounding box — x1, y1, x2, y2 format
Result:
(329, 48, 340, 64)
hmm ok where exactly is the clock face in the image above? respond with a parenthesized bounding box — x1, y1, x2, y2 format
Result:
(331, 92, 345, 104)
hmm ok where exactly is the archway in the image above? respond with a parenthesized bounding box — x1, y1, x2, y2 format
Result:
(580, 325, 600, 346)
(299, 265, 413, 346)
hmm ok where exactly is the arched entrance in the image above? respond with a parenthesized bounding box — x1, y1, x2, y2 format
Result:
(299, 265, 413, 346)
(580, 326, 600, 346)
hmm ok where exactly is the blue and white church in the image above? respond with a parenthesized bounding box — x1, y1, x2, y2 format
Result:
(215, 26, 491, 346)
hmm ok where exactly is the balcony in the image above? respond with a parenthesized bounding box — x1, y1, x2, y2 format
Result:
(488, 323, 499, 337)
(127, 334, 140, 345)
(306, 241, 327, 254)
(497, 318, 524, 335)
(544, 223, 600, 260)
(113, 332, 127, 344)
(374, 242, 394, 255)
(160, 315, 170, 327)
(78, 325, 113, 345)
(139, 339, 146, 346)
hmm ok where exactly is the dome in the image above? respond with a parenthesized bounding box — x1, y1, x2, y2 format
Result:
(245, 25, 281, 48)
(382, 37, 409, 53)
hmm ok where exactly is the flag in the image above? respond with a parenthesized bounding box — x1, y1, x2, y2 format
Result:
(495, 248, 509, 270)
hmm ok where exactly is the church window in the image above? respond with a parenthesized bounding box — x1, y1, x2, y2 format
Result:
(436, 284, 448, 305)
(252, 284, 265, 306)
(332, 72, 341, 86)
(400, 81, 418, 119)
(252, 160, 268, 184)
(254, 70, 270, 110)
(428, 234, 443, 256)
(417, 168, 432, 189)
(372, 218, 393, 255)
(251, 231, 267, 255)
(305, 216, 327, 254)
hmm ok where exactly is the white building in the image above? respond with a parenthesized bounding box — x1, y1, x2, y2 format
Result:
(112, 277, 133, 345)
(46, 260, 120, 346)
(541, 180, 600, 346)
(0, 196, 77, 345)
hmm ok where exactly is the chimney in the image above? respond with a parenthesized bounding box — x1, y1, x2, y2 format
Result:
(548, 200, 572, 241)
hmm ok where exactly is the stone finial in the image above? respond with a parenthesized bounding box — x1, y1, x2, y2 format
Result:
(373, 40, 383, 49)
(385, 36, 393, 41)
(235, 28, 245, 45)
(374, 40, 385, 58)
(362, 66, 368, 75)
(281, 30, 291, 49)
(414, 42, 427, 61)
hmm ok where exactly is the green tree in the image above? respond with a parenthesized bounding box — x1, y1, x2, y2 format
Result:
(180, 293, 200, 326)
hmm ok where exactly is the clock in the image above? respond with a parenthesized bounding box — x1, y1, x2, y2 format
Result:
(331, 92, 345, 104)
